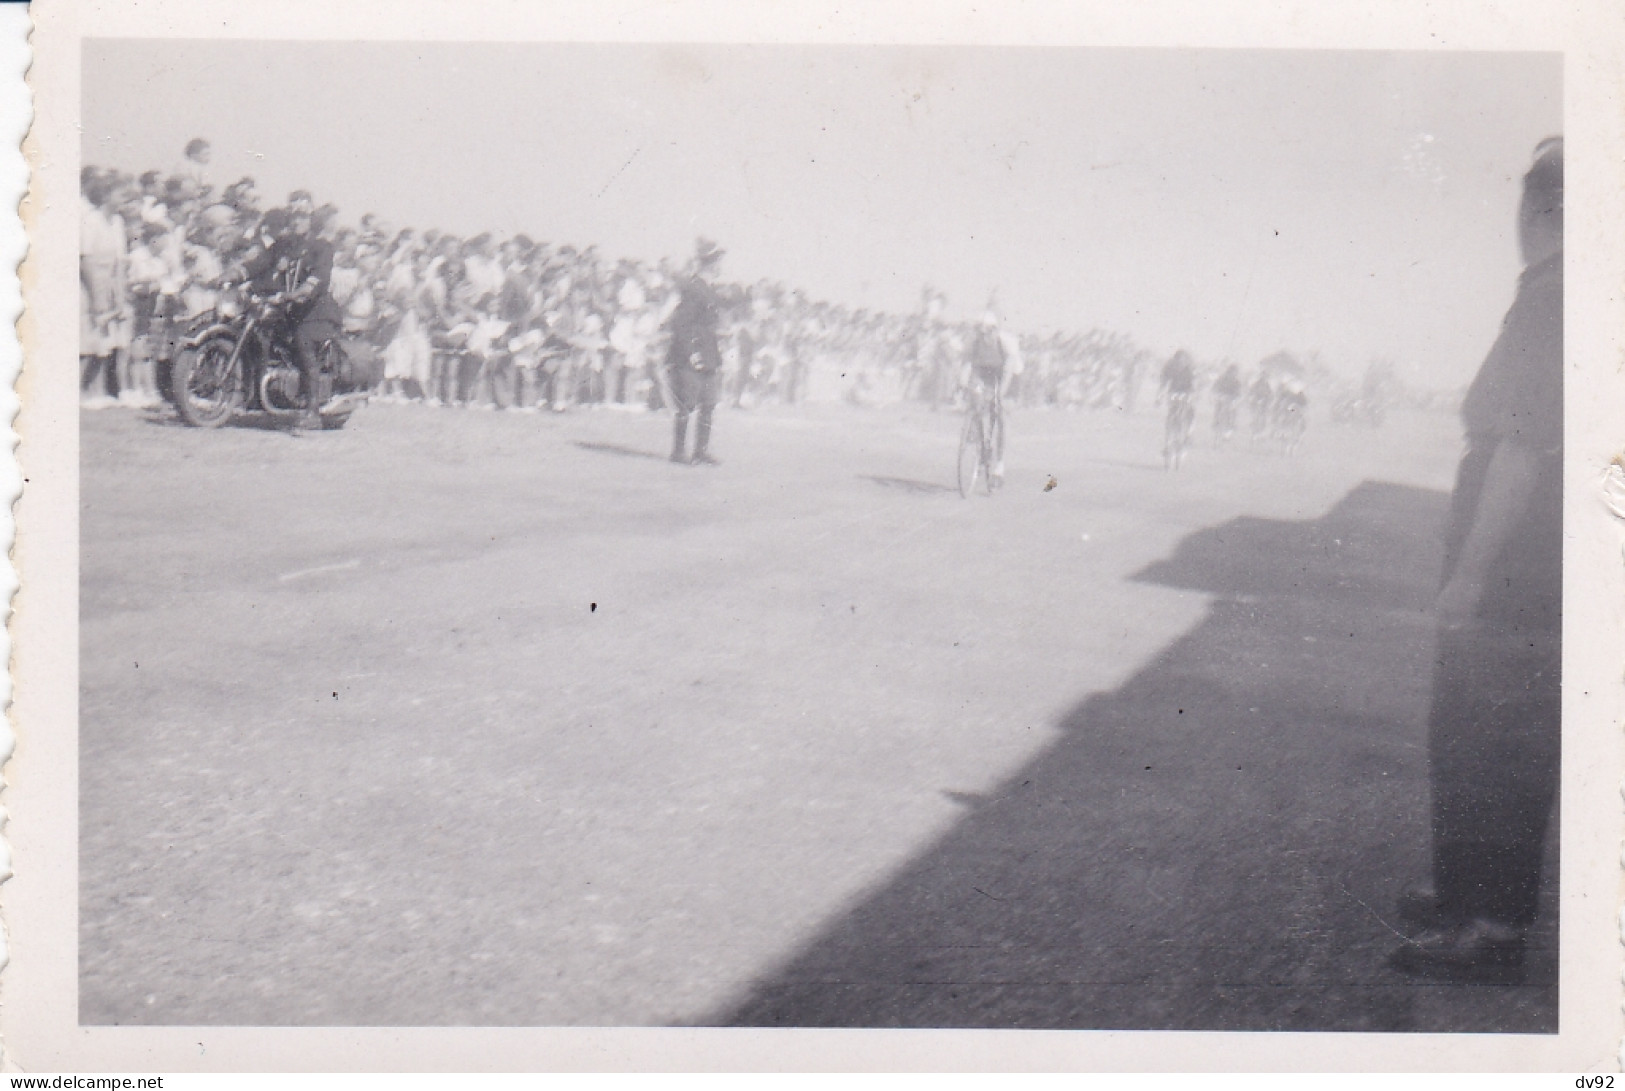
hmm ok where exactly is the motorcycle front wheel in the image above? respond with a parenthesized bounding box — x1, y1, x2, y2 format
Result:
(171, 336, 240, 428)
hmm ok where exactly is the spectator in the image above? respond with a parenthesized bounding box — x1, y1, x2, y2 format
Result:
(1390, 137, 1564, 983)
(80, 167, 131, 408)
(178, 137, 212, 191)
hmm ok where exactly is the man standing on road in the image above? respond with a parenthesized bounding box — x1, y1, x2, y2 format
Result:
(1390, 137, 1563, 983)
(665, 238, 726, 465)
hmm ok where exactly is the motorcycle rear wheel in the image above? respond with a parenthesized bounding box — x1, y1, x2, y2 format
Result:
(171, 337, 239, 428)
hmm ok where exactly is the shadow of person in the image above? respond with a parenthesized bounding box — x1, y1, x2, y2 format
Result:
(861, 475, 958, 496)
(712, 480, 1556, 1033)
(574, 440, 670, 461)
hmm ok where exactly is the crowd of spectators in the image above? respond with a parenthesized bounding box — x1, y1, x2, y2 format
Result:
(80, 139, 1170, 416)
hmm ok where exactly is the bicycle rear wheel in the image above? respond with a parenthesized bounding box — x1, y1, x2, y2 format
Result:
(957, 413, 985, 498)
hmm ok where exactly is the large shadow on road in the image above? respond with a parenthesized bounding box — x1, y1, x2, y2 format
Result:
(715, 480, 1557, 1033)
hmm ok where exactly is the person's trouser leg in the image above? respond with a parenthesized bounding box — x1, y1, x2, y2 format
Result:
(991, 386, 1006, 476)
(692, 372, 718, 460)
(81, 354, 107, 395)
(459, 354, 483, 405)
(671, 409, 690, 461)
(113, 346, 133, 400)
(693, 403, 713, 458)
(669, 365, 696, 461)
(294, 322, 331, 422)
(427, 354, 444, 403)
(1427, 624, 1560, 927)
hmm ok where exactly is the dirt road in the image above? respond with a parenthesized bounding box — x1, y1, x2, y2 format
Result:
(78, 398, 1554, 1030)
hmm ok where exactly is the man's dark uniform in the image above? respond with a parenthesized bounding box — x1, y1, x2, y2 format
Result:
(1424, 247, 1562, 936)
(244, 224, 343, 422)
(664, 272, 723, 463)
(1392, 140, 1563, 982)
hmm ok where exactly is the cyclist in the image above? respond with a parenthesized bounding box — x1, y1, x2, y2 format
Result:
(1247, 370, 1273, 443)
(1159, 349, 1197, 463)
(1211, 362, 1242, 444)
(963, 309, 1021, 486)
(1273, 374, 1309, 450)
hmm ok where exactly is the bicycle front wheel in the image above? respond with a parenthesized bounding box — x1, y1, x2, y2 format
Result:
(957, 413, 985, 498)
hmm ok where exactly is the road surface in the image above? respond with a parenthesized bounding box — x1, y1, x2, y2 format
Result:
(78, 396, 1555, 1031)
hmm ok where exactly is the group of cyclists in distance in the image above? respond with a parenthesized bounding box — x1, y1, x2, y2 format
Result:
(952, 310, 1318, 496)
(1154, 350, 1311, 470)
(82, 140, 1406, 487)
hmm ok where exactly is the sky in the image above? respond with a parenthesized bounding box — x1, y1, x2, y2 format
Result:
(82, 42, 1560, 387)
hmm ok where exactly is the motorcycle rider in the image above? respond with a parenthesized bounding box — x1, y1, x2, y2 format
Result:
(242, 197, 343, 430)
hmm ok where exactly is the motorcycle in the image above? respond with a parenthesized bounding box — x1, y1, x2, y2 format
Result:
(167, 287, 372, 430)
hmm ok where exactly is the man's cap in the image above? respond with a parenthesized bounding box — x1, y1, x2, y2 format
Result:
(695, 237, 726, 266)
(288, 189, 315, 210)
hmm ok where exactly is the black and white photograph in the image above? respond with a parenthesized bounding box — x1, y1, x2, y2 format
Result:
(11, 0, 1625, 1073)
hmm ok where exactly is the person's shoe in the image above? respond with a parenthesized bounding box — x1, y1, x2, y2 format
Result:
(1388, 917, 1526, 984)
(670, 449, 689, 464)
(690, 451, 720, 466)
(1396, 886, 1452, 930)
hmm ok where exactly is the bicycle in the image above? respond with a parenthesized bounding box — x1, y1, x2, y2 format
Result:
(1212, 396, 1238, 447)
(1274, 401, 1307, 456)
(1163, 391, 1195, 469)
(957, 376, 1002, 498)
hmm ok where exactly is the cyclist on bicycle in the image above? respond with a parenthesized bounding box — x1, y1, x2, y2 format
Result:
(1273, 374, 1309, 448)
(1247, 371, 1273, 441)
(963, 309, 1021, 486)
(1211, 362, 1242, 442)
(1159, 349, 1197, 403)
(1158, 349, 1198, 465)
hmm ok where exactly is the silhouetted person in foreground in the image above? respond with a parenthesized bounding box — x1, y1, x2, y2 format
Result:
(1391, 137, 1563, 983)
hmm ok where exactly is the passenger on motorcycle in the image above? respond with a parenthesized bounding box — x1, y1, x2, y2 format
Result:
(241, 201, 344, 430)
